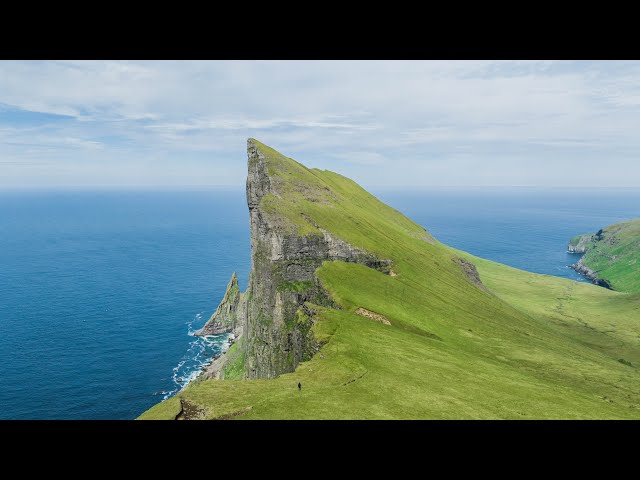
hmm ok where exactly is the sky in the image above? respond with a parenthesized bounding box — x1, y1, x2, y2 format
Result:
(1, 60, 640, 189)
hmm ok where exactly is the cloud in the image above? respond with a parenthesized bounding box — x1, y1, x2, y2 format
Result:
(1, 60, 640, 187)
(331, 151, 386, 166)
(145, 115, 379, 134)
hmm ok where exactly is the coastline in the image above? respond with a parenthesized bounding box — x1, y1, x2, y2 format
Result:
(197, 326, 242, 381)
(177, 325, 243, 393)
(166, 330, 235, 400)
(567, 251, 613, 290)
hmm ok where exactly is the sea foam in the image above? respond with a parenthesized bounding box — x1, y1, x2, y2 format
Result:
(163, 312, 229, 400)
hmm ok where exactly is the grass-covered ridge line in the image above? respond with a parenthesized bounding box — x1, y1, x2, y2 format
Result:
(571, 219, 640, 293)
(250, 138, 435, 247)
(139, 141, 640, 420)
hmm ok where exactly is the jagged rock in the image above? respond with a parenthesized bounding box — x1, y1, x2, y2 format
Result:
(568, 229, 618, 291)
(570, 259, 612, 289)
(567, 234, 594, 254)
(195, 272, 243, 336)
(452, 256, 488, 291)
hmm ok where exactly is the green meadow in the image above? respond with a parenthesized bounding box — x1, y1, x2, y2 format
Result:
(140, 141, 640, 420)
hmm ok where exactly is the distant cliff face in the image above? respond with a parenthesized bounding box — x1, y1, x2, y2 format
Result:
(568, 234, 594, 254)
(198, 139, 392, 379)
(568, 219, 640, 293)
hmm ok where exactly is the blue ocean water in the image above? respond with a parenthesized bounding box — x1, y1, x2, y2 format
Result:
(374, 187, 640, 282)
(0, 189, 250, 420)
(0, 187, 638, 419)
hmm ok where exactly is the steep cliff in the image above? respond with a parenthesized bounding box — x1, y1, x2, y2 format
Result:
(197, 139, 393, 379)
(568, 219, 640, 293)
(140, 141, 640, 420)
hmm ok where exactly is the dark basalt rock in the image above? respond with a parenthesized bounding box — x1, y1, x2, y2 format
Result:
(570, 257, 613, 290)
(594, 278, 613, 290)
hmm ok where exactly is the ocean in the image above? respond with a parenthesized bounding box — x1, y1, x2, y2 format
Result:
(0, 187, 638, 419)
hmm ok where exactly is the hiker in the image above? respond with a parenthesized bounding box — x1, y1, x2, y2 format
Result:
(298, 382, 301, 390)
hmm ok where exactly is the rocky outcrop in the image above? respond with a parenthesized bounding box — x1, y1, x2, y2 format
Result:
(568, 229, 614, 289)
(195, 273, 243, 336)
(452, 256, 488, 292)
(568, 234, 594, 254)
(571, 257, 613, 289)
(568, 218, 640, 293)
(197, 139, 393, 379)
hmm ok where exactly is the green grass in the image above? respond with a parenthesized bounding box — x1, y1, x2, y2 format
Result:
(222, 342, 246, 380)
(139, 141, 640, 420)
(574, 219, 640, 293)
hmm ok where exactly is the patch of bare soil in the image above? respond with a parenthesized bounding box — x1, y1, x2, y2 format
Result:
(355, 307, 391, 325)
(175, 398, 206, 420)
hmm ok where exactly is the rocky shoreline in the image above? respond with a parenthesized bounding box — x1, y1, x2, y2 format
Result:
(567, 232, 613, 290)
(198, 326, 243, 380)
(175, 327, 242, 395)
(567, 233, 594, 253)
(569, 257, 613, 289)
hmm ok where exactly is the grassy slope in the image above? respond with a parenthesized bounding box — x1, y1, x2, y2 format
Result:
(139, 141, 640, 419)
(575, 219, 640, 293)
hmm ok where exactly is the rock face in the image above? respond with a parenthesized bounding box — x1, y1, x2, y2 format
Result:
(195, 273, 243, 336)
(197, 139, 392, 379)
(568, 234, 594, 254)
(452, 256, 488, 292)
(571, 258, 613, 289)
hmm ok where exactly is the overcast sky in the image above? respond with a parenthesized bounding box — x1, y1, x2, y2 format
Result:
(1, 60, 639, 189)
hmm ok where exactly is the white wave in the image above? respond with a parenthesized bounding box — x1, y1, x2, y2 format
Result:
(162, 313, 230, 400)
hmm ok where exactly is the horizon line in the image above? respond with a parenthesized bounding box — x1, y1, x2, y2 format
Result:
(1, 184, 640, 191)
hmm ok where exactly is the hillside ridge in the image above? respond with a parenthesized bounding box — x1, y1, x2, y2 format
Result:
(139, 141, 640, 420)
